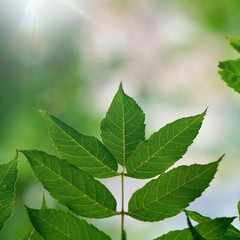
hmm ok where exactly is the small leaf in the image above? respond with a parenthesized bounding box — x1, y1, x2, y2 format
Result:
(0, 153, 18, 231)
(40, 110, 118, 178)
(26, 208, 111, 240)
(101, 83, 145, 167)
(126, 111, 206, 179)
(154, 217, 234, 240)
(21, 150, 117, 218)
(23, 195, 47, 240)
(128, 159, 221, 222)
(186, 210, 240, 240)
(238, 201, 240, 221)
(185, 211, 206, 240)
(226, 36, 240, 53)
(218, 59, 240, 93)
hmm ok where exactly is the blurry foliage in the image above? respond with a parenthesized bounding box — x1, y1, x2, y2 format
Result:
(180, 0, 240, 35)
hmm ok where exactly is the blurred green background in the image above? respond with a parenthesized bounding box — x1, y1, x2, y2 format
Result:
(1, 0, 240, 239)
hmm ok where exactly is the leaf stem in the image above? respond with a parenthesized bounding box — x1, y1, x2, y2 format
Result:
(120, 172, 126, 240)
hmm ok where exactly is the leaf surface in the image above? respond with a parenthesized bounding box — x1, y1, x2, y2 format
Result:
(219, 59, 240, 93)
(101, 83, 145, 167)
(128, 160, 220, 222)
(41, 110, 118, 178)
(154, 217, 234, 240)
(0, 154, 18, 231)
(227, 36, 240, 53)
(186, 210, 240, 240)
(23, 195, 47, 240)
(27, 208, 111, 240)
(126, 112, 205, 179)
(21, 150, 117, 218)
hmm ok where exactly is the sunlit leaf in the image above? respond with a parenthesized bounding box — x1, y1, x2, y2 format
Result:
(21, 150, 117, 218)
(154, 217, 234, 240)
(126, 111, 205, 179)
(26, 208, 111, 240)
(40, 110, 118, 178)
(101, 83, 145, 167)
(128, 159, 221, 222)
(0, 153, 18, 231)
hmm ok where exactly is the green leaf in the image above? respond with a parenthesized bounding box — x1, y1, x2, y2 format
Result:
(128, 159, 220, 222)
(0, 153, 18, 231)
(218, 59, 240, 93)
(40, 110, 118, 178)
(126, 111, 206, 179)
(186, 210, 240, 240)
(101, 83, 145, 167)
(23, 195, 47, 240)
(21, 150, 117, 218)
(26, 208, 111, 240)
(23, 229, 44, 240)
(238, 201, 240, 221)
(226, 36, 240, 53)
(185, 211, 206, 240)
(154, 217, 234, 240)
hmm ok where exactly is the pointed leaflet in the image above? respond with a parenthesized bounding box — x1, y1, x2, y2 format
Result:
(40, 110, 118, 178)
(154, 217, 234, 240)
(126, 111, 206, 179)
(21, 150, 117, 218)
(218, 37, 240, 93)
(23, 195, 47, 240)
(186, 210, 240, 240)
(100, 83, 145, 166)
(185, 211, 206, 240)
(26, 208, 111, 240)
(128, 159, 221, 222)
(226, 36, 240, 53)
(0, 153, 18, 231)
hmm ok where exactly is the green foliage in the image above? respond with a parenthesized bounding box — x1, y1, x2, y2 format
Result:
(21, 150, 117, 218)
(154, 217, 234, 240)
(26, 208, 111, 240)
(185, 211, 206, 240)
(218, 37, 240, 93)
(126, 111, 206, 179)
(40, 110, 118, 178)
(20, 83, 228, 239)
(186, 210, 240, 240)
(0, 153, 18, 231)
(128, 160, 220, 221)
(100, 83, 145, 167)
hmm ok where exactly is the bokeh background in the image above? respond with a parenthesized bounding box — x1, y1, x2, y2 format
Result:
(1, 0, 240, 239)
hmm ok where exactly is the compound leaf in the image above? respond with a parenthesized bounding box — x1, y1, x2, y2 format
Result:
(186, 210, 240, 240)
(101, 83, 145, 167)
(154, 217, 234, 240)
(21, 150, 117, 218)
(128, 159, 220, 222)
(126, 111, 205, 179)
(0, 153, 18, 231)
(26, 208, 111, 240)
(40, 110, 118, 178)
